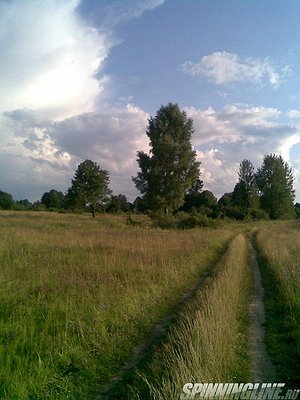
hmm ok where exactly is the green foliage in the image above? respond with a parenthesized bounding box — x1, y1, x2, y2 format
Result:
(133, 103, 201, 214)
(256, 154, 295, 219)
(0, 190, 13, 210)
(107, 194, 130, 213)
(66, 160, 112, 217)
(233, 159, 259, 209)
(295, 203, 300, 218)
(222, 206, 246, 220)
(41, 189, 64, 209)
(218, 192, 233, 207)
(133, 196, 147, 213)
(246, 207, 269, 220)
(32, 201, 47, 211)
(13, 199, 32, 211)
(152, 210, 219, 229)
(181, 187, 217, 213)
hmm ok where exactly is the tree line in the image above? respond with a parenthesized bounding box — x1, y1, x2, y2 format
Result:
(1, 103, 299, 223)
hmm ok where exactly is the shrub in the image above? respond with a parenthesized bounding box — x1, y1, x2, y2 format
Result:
(153, 213, 177, 229)
(248, 208, 269, 220)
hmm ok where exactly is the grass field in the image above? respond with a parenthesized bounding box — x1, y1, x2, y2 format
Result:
(0, 211, 241, 399)
(126, 233, 252, 399)
(254, 222, 300, 386)
(0, 212, 299, 399)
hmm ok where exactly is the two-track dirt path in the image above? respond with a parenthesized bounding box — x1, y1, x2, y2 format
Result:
(97, 234, 275, 399)
(96, 267, 214, 399)
(248, 238, 276, 382)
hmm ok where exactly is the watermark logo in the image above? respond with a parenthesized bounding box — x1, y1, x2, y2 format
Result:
(180, 383, 300, 399)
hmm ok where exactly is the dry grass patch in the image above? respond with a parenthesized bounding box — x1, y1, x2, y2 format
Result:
(0, 211, 241, 399)
(130, 233, 252, 399)
(255, 221, 300, 385)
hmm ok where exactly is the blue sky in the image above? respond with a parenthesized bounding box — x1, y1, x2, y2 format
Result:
(1, 0, 300, 202)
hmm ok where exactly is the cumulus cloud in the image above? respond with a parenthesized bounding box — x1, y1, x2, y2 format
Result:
(181, 52, 291, 88)
(0, 0, 111, 120)
(59, 104, 299, 202)
(3, 105, 149, 199)
(0, 0, 166, 200)
(287, 110, 300, 119)
(79, 0, 165, 31)
(51, 104, 149, 175)
(185, 105, 300, 198)
(3, 102, 300, 201)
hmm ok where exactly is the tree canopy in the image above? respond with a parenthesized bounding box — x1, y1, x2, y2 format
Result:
(0, 190, 13, 210)
(256, 154, 295, 219)
(41, 189, 64, 209)
(232, 159, 258, 209)
(133, 103, 201, 214)
(66, 160, 111, 217)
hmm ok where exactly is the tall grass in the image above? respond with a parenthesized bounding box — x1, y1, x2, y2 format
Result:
(0, 211, 240, 399)
(254, 221, 300, 386)
(130, 233, 252, 399)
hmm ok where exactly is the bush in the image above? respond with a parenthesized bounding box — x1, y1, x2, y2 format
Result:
(126, 214, 142, 227)
(152, 210, 220, 230)
(247, 208, 269, 220)
(222, 206, 246, 220)
(176, 212, 198, 229)
(153, 213, 177, 229)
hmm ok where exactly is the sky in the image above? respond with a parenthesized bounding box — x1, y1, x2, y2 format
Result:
(1, 0, 300, 202)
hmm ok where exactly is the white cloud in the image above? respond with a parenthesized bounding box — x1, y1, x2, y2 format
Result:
(0, 0, 167, 200)
(88, 0, 165, 29)
(51, 104, 150, 175)
(3, 104, 149, 200)
(181, 52, 291, 88)
(2, 103, 300, 202)
(185, 105, 300, 199)
(287, 110, 300, 119)
(293, 157, 300, 205)
(0, 0, 111, 120)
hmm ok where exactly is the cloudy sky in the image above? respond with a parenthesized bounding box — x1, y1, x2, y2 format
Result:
(1, 0, 300, 202)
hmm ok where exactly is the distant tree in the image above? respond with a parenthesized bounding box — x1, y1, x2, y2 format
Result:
(13, 199, 32, 211)
(67, 160, 111, 217)
(16, 199, 32, 208)
(133, 103, 201, 214)
(181, 178, 203, 211)
(295, 203, 300, 218)
(256, 154, 295, 219)
(217, 192, 246, 219)
(133, 196, 147, 213)
(232, 159, 259, 209)
(181, 187, 218, 214)
(199, 190, 218, 207)
(41, 189, 64, 209)
(107, 194, 130, 213)
(218, 192, 233, 207)
(0, 190, 13, 210)
(32, 201, 47, 211)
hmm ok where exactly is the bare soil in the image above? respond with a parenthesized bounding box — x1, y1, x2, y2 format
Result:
(248, 239, 276, 382)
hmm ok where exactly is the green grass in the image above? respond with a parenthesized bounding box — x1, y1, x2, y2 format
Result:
(0, 211, 243, 399)
(126, 233, 252, 399)
(254, 221, 300, 387)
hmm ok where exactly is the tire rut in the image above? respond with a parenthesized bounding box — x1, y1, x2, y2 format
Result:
(248, 237, 276, 382)
(96, 244, 230, 399)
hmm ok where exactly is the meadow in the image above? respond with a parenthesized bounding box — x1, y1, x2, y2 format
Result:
(0, 211, 240, 399)
(126, 233, 252, 400)
(0, 211, 299, 399)
(254, 223, 300, 386)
